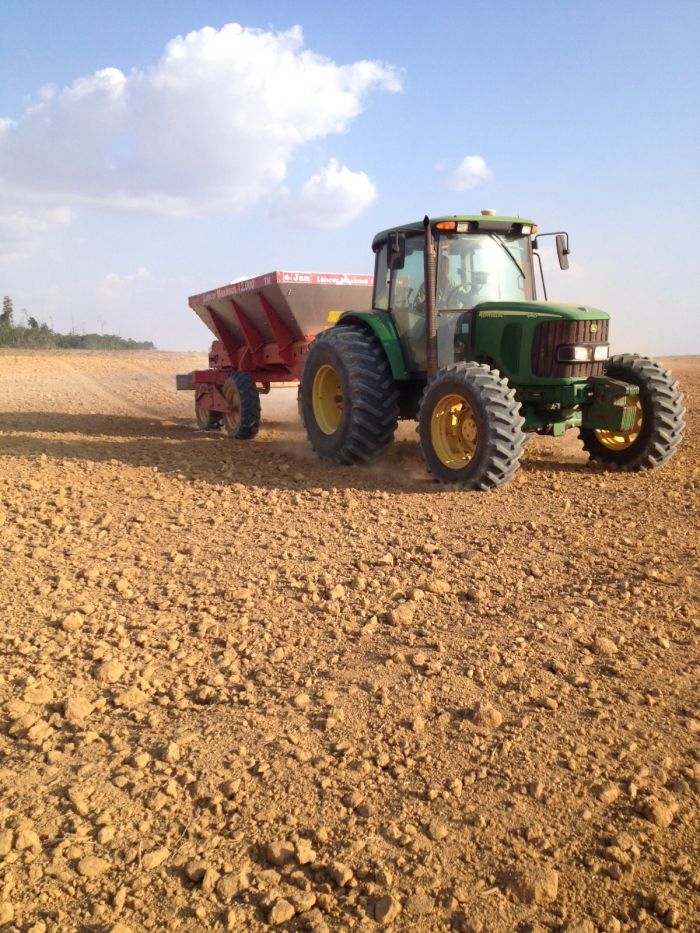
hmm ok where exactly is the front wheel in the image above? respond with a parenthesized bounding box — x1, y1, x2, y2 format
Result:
(579, 354, 685, 470)
(418, 362, 525, 488)
(221, 372, 261, 440)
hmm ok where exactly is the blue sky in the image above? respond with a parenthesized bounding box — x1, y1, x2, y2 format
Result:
(1, 0, 699, 352)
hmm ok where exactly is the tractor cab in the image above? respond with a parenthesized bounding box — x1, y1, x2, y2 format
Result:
(372, 213, 538, 371)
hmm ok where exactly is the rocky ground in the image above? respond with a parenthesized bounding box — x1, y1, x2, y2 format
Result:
(0, 349, 698, 933)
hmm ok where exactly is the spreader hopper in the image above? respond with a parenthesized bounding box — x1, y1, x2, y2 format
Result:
(189, 271, 373, 354)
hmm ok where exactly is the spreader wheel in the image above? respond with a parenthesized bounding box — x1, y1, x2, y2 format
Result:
(300, 325, 399, 464)
(221, 372, 261, 440)
(194, 385, 222, 431)
(418, 362, 525, 488)
(579, 354, 685, 470)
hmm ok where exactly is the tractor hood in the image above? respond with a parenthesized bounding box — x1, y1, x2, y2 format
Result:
(472, 300, 612, 387)
(476, 301, 610, 321)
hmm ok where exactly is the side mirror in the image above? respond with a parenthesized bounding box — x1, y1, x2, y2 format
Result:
(556, 233, 570, 270)
(387, 231, 406, 271)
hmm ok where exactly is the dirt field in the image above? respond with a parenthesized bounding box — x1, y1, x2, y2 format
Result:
(0, 349, 698, 933)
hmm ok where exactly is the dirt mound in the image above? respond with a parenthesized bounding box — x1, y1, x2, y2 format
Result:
(0, 350, 698, 931)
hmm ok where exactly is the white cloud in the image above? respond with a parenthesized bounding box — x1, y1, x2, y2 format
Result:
(448, 155, 492, 191)
(271, 159, 376, 228)
(0, 198, 73, 264)
(103, 267, 151, 286)
(0, 24, 399, 226)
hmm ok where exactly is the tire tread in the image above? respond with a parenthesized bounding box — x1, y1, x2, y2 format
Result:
(301, 326, 399, 464)
(222, 371, 261, 440)
(580, 354, 685, 470)
(418, 362, 525, 489)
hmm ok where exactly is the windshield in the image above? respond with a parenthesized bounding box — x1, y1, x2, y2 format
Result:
(436, 233, 534, 309)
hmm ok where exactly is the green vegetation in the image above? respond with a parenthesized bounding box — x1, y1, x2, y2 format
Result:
(0, 296, 155, 350)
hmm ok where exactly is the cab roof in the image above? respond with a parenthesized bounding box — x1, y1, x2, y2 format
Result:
(371, 214, 536, 250)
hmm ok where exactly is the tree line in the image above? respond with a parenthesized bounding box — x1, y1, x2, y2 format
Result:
(0, 296, 155, 350)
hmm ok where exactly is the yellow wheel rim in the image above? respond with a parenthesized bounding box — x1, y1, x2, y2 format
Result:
(312, 364, 343, 435)
(223, 382, 241, 432)
(431, 393, 478, 468)
(594, 398, 643, 450)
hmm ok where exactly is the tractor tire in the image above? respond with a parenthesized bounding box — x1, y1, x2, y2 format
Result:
(579, 354, 685, 470)
(221, 372, 261, 440)
(300, 325, 399, 464)
(418, 362, 525, 489)
(297, 384, 305, 429)
(194, 385, 222, 431)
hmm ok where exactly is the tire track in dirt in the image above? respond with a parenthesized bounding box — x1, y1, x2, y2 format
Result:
(45, 354, 188, 421)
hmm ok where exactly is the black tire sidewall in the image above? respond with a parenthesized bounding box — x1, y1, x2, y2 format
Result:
(195, 385, 220, 430)
(300, 339, 354, 459)
(581, 360, 656, 466)
(418, 372, 495, 484)
(222, 372, 260, 439)
(195, 387, 209, 429)
(222, 378, 242, 436)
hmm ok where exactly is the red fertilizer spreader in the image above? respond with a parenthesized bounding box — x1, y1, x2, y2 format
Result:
(176, 270, 373, 435)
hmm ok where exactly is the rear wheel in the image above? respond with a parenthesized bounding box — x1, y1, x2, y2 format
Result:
(222, 372, 261, 440)
(300, 325, 399, 464)
(418, 362, 525, 488)
(579, 354, 685, 470)
(194, 385, 222, 431)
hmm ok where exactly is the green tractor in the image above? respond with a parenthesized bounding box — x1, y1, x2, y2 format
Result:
(299, 211, 685, 488)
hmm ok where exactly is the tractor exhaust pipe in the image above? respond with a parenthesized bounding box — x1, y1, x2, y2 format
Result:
(423, 215, 438, 380)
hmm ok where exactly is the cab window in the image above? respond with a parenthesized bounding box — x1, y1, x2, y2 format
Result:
(389, 234, 426, 372)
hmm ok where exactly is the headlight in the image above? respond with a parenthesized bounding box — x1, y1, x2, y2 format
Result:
(557, 344, 609, 363)
(557, 345, 591, 362)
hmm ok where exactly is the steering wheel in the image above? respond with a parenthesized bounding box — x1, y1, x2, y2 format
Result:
(444, 284, 474, 309)
(412, 284, 426, 311)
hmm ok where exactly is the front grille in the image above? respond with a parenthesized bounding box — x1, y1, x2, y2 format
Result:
(531, 318, 609, 378)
